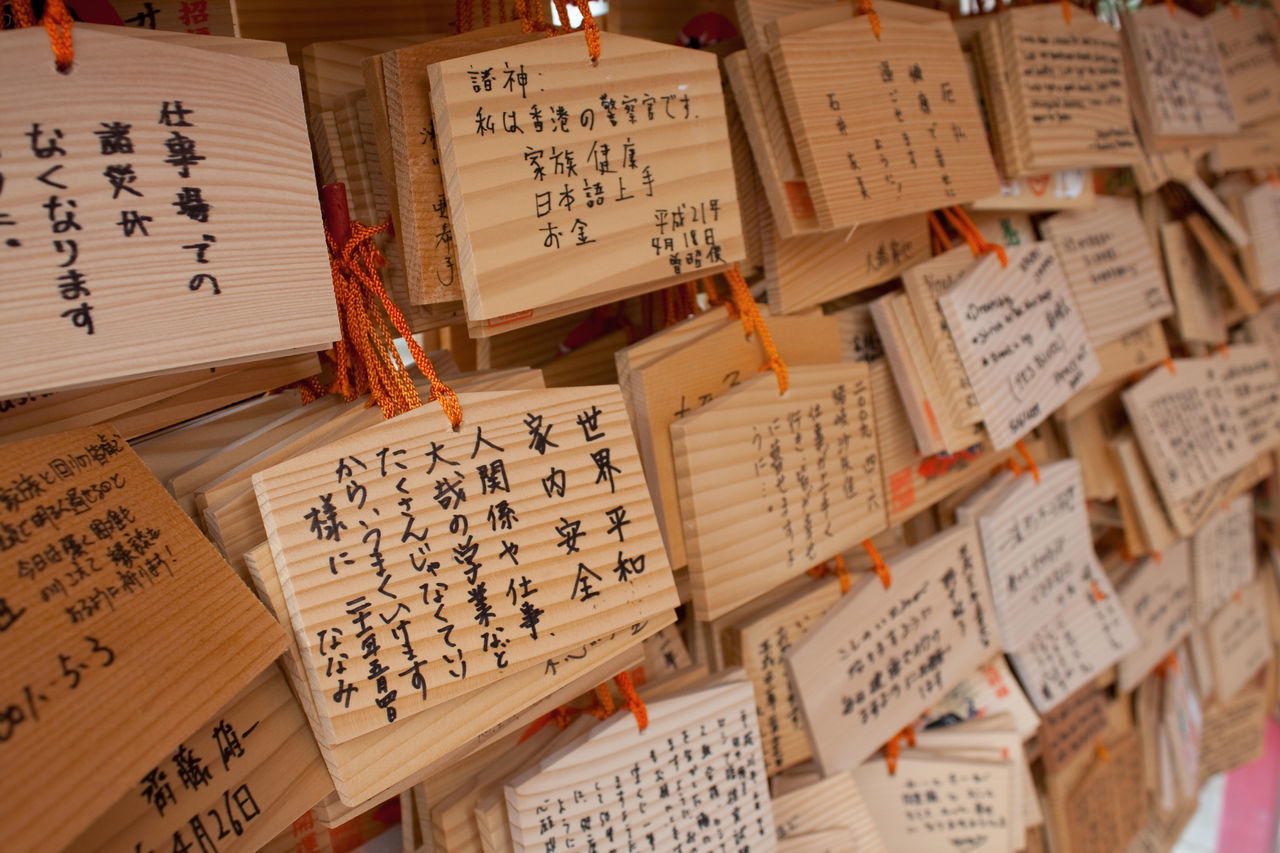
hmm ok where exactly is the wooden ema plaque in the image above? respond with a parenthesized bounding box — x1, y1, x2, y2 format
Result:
(1123, 6, 1238, 147)
(1039, 195, 1174, 347)
(938, 242, 1100, 451)
(0, 426, 287, 851)
(1206, 581, 1271, 704)
(769, 15, 1000, 229)
(672, 364, 887, 620)
(1192, 493, 1256, 622)
(429, 31, 743, 321)
(786, 523, 999, 774)
(1206, 6, 1280, 128)
(0, 26, 338, 399)
(70, 666, 333, 853)
(1116, 541, 1194, 692)
(254, 387, 679, 743)
(504, 675, 776, 853)
(975, 5, 1139, 177)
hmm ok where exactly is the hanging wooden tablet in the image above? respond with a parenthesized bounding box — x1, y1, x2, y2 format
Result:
(771, 773, 887, 853)
(428, 31, 742, 321)
(1058, 321, 1169, 421)
(1197, 673, 1268, 778)
(1039, 195, 1174, 347)
(0, 426, 287, 851)
(0, 26, 338, 399)
(1240, 182, 1280, 295)
(1122, 357, 1254, 506)
(1205, 580, 1272, 701)
(254, 386, 680, 743)
(720, 574, 844, 774)
(68, 665, 333, 853)
(114, 0, 237, 36)
(1210, 117, 1280, 173)
(503, 674, 777, 853)
(938, 242, 1100, 450)
(671, 364, 886, 620)
(1159, 221, 1228, 346)
(918, 658, 1040, 740)
(1038, 683, 1109, 775)
(1191, 493, 1255, 623)
(1117, 541, 1194, 692)
(768, 15, 1000, 229)
(764, 215, 929, 314)
(1206, 6, 1280, 128)
(851, 754, 1018, 853)
(1063, 731, 1146, 853)
(900, 247, 986, 431)
(786, 523, 999, 774)
(1220, 343, 1280, 457)
(973, 460, 1100, 651)
(977, 5, 1139, 175)
(245, 542, 654, 809)
(1005, 575, 1136, 713)
(629, 314, 843, 570)
(1122, 6, 1238, 148)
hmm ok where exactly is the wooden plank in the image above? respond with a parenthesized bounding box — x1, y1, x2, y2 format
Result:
(69, 666, 334, 853)
(768, 13, 1000, 229)
(0, 426, 287, 851)
(765, 216, 929, 314)
(300, 35, 443, 113)
(787, 523, 999, 774)
(938, 242, 1100, 450)
(1205, 580, 1271, 701)
(1240, 182, 1280, 295)
(1191, 493, 1256, 623)
(1040, 195, 1175, 347)
(254, 387, 680, 741)
(673, 364, 887, 620)
(1116, 542, 1194, 693)
(1206, 5, 1280, 128)
(0, 26, 337, 399)
(1160, 220, 1227, 345)
(430, 31, 742, 321)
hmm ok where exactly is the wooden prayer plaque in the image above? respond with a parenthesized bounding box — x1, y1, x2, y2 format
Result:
(1241, 183, 1280, 296)
(672, 364, 887, 620)
(1122, 357, 1254, 505)
(1207, 6, 1280, 128)
(1117, 541, 1194, 692)
(769, 16, 1000, 229)
(1038, 683, 1108, 775)
(1123, 6, 1238, 145)
(70, 666, 333, 853)
(254, 387, 679, 743)
(938, 242, 1100, 450)
(429, 31, 743, 320)
(1191, 493, 1255, 623)
(1205, 580, 1271, 701)
(1040, 195, 1174, 347)
(0, 27, 338, 399)
(0, 426, 287, 851)
(786, 523, 1000, 774)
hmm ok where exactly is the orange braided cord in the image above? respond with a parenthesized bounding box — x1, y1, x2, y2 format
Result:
(726, 265, 789, 394)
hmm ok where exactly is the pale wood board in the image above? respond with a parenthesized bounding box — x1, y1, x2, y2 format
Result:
(244, 542, 654, 809)
(1117, 541, 1195, 692)
(630, 314, 843, 569)
(0, 426, 287, 851)
(1122, 7, 1238, 147)
(1185, 213, 1258, 316)
(1191, 493, 1256, 623)
(1061, 406, 1117, 502)
(69, 665, 334, 853)
(0, 26, 337, 399)
(1206, 6, 1280, 128)
(1005, 576, 1137, 713)
(108, 1, 237, 36)
(430, 31, 744, 321)
(300, 35, 443, 113)
(1197, 675, 1269, 779)
(1205, 580, 1272, 702)
(852, 754, 1018, 852)
(768, 14, 1000, 228)
(1122, 356, 1254, 506)
(765, 216, 929, 314)
(1107, 433, 1179, 555)
(786, 523, 1000, 773)
(673, 364, 887, 620)
(1210, 116, 1280, 173)
(938, 241, 1100, 450)
(1160, 220, 1228, 345)
(254, 387, 679, 742)
(1040, 195, 1175, 347)
(1221, 343, 1280, 457)
(1241, 183, 1280, 295)
(503, 674, 776, 853)
(379, 25, 540, 306)
(719, 573, 844, 774)
(1057, 322, 1169, 421)
(771, 773, 887, 852)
